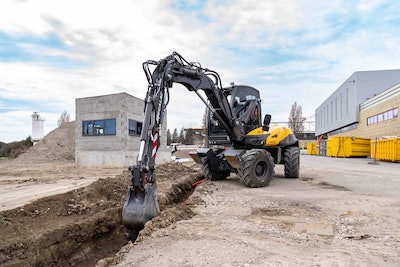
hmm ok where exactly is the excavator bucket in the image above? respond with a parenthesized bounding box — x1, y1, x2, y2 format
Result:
(122, 183, 160, 229)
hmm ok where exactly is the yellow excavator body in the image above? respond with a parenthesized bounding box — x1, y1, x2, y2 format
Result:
(247, 125, 295, 147)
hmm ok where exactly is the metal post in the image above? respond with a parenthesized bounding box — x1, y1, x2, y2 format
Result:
(368, 137, 379, 165)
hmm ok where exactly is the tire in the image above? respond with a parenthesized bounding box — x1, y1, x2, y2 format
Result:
(238, 149, 275, 188)
(284, 146, 300, 178)
(201, 163, 230, 181)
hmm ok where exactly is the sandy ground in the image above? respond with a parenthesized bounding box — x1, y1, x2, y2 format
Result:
(110, 155, 400, 267)
(0, 160, 122, 211)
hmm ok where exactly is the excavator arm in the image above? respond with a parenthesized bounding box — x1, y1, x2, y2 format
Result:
(122, 52, 239, 229)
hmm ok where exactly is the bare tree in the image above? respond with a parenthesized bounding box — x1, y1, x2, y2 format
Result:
(58, 110, 70, 127)
(288, 102, 305, 139)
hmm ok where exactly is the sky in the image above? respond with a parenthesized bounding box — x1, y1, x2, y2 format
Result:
(0, 0, 399, 143)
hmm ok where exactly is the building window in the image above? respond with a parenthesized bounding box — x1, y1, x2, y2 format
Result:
(367, 108, 398, 126)
(82, 119, 116, 136)
(129, 119, 143, 136)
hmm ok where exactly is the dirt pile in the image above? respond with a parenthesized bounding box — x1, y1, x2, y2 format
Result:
(16, 121, 75, 163)
(0, 163, 202, 267)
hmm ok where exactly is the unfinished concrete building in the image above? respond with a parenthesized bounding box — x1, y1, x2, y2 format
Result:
(75, 92, 168, 167)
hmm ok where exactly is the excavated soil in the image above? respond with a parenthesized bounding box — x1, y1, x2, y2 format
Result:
(0, 163, 202, 267)
(0, 121, 203, 266)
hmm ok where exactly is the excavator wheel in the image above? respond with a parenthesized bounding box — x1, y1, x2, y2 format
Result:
(201, 162, 230, 181)
(238, 149, 275, 188)
(283, 146, 300, 178)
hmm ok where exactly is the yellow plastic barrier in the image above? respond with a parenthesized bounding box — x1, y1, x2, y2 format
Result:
(370, 137, 400, 162)
(307, 142, 319, 155)
(326, 136, 371, 158)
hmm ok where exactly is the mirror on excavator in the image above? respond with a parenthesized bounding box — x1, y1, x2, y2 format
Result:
(262, 114, 271, 131)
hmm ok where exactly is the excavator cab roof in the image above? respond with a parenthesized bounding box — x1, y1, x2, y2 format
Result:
(227, 85, 260, 108)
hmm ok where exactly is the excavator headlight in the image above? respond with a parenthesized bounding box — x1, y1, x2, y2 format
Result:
(252, 140, 265, 145)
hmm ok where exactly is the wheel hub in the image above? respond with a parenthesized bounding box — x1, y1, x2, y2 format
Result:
(255, 161, 267, 177)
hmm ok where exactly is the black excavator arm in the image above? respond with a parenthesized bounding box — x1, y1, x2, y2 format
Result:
(122, 52, 244, 229)
(122, 52, 301, 229)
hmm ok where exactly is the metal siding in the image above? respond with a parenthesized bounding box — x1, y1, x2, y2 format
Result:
(315, 70, 400, 136)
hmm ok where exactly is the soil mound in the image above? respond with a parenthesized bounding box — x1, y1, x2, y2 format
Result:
(16, 121, 75, 163)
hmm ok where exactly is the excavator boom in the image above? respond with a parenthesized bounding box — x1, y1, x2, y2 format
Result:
(122, 52, 237, 229)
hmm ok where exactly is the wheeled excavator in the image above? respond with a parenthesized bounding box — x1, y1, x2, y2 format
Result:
(122, 52, 300, 229)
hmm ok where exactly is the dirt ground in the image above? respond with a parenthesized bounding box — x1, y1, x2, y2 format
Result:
(0, 161, 202, 267)
(1, 123, 399, 267)
(1, 156, 399, 267)
(0, 161, 122, 212)
(108, 155, 400, 267)
(0, 122, 203, 266)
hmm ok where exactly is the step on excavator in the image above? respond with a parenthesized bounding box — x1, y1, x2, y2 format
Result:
(122, 52, 300, 229)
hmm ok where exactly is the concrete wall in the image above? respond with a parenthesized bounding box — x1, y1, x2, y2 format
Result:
(315, 69, 400, 136)
(333, 82, 400, 139)
(75, 92, 169, 167)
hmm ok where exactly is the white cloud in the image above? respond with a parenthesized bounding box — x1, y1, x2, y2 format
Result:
(357, 0, 385, 12)
(206, 0, 303, 33)
(0, 0, 399, 142)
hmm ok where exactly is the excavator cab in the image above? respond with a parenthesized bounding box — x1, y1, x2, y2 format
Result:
(208, 85, 262, 146)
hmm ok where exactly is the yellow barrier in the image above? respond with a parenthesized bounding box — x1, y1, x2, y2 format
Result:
(326, 136, 370, 158)
(370, 137, 400, 162)
(307, 142, 319, 155)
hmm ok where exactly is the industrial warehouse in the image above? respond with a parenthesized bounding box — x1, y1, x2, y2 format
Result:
(311, 69, 400, 160)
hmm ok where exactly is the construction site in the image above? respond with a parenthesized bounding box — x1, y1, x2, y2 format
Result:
(0, 120, 399, 267)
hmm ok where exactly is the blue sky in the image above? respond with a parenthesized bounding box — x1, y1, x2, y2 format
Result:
(0, 0, 399, 143)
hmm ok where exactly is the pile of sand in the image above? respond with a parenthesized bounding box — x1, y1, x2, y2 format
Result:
(16, 121, 75, 163)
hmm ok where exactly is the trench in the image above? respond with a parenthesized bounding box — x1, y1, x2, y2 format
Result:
(0, 166, 203, 267)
